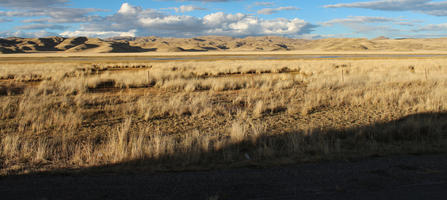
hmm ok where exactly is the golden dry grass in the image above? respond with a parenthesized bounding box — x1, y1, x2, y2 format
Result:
(0, 57, 446, 175)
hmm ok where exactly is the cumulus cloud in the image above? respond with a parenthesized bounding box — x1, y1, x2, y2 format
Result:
(61, 3, 316, 38)
(116, 3, 162, 17)
(118, 2, 140, 15)
(321, 16, 395, 26)
(0, 0, 68, 8)
(202, 12, 314, 36)
(324, 0, 447, 16)
(257, 6, 299, 15)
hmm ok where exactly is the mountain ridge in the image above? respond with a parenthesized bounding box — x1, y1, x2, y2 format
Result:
(2, 36, 447, 54)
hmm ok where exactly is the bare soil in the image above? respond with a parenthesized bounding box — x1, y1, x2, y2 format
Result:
(0, 154, 446, 200)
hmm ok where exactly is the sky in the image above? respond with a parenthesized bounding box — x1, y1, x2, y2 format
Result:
(0, 0, 447, 39)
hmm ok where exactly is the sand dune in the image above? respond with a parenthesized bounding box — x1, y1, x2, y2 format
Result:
(2, 36, 447, 54)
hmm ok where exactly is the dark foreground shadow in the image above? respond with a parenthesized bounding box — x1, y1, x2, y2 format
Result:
(0, 112, 446, 200)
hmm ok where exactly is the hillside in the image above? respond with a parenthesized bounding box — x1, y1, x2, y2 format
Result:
(2, 36, 447, 54)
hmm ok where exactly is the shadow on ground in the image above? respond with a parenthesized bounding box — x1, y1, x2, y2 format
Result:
(0, 112, 446, 199)
(80, 112, 446, 174)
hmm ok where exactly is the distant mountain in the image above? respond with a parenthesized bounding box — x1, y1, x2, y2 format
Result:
(0, 36, 147, 53)
(2, 36, 447, 54)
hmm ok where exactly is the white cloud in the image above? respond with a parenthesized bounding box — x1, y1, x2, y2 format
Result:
(118, 3, 140, 15)
(203, 12, 244, 27)
(174, 5, 206, 13)
(325, 0, 447, 16)
(163, 5, 207, 13)
(62, 3, 316, 38)
(0, 30, 60, 38)
(257, 6, 299, 15)
(322, 16, 395, 26)
(60, 29, 137, 38)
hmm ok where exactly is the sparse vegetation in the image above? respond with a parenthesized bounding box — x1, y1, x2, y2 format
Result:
(0, 57, 446, 175)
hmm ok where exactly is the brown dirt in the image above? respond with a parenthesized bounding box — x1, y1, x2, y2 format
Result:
(0, 154, 446, 200)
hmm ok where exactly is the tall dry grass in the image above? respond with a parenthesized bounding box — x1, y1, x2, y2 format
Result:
(0, 58, 446, 174)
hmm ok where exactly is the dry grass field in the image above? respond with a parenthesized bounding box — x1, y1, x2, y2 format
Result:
(0, 54, 446, 175)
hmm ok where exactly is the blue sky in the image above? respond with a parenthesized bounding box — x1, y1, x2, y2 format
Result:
(0, 0, 447, 38)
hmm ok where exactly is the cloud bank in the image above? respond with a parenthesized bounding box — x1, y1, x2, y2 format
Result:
(60, 3, 316, 38)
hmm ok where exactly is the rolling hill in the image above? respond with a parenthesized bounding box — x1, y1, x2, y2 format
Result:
(2, 36, 447, 54)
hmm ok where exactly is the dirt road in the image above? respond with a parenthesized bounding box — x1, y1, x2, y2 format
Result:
(1, 154, 446, 200)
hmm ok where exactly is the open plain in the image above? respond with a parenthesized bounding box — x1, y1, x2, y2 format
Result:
(0, 49, 446, 199)
(3, 0, 447, 197)
(1, 50, 446, 173)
